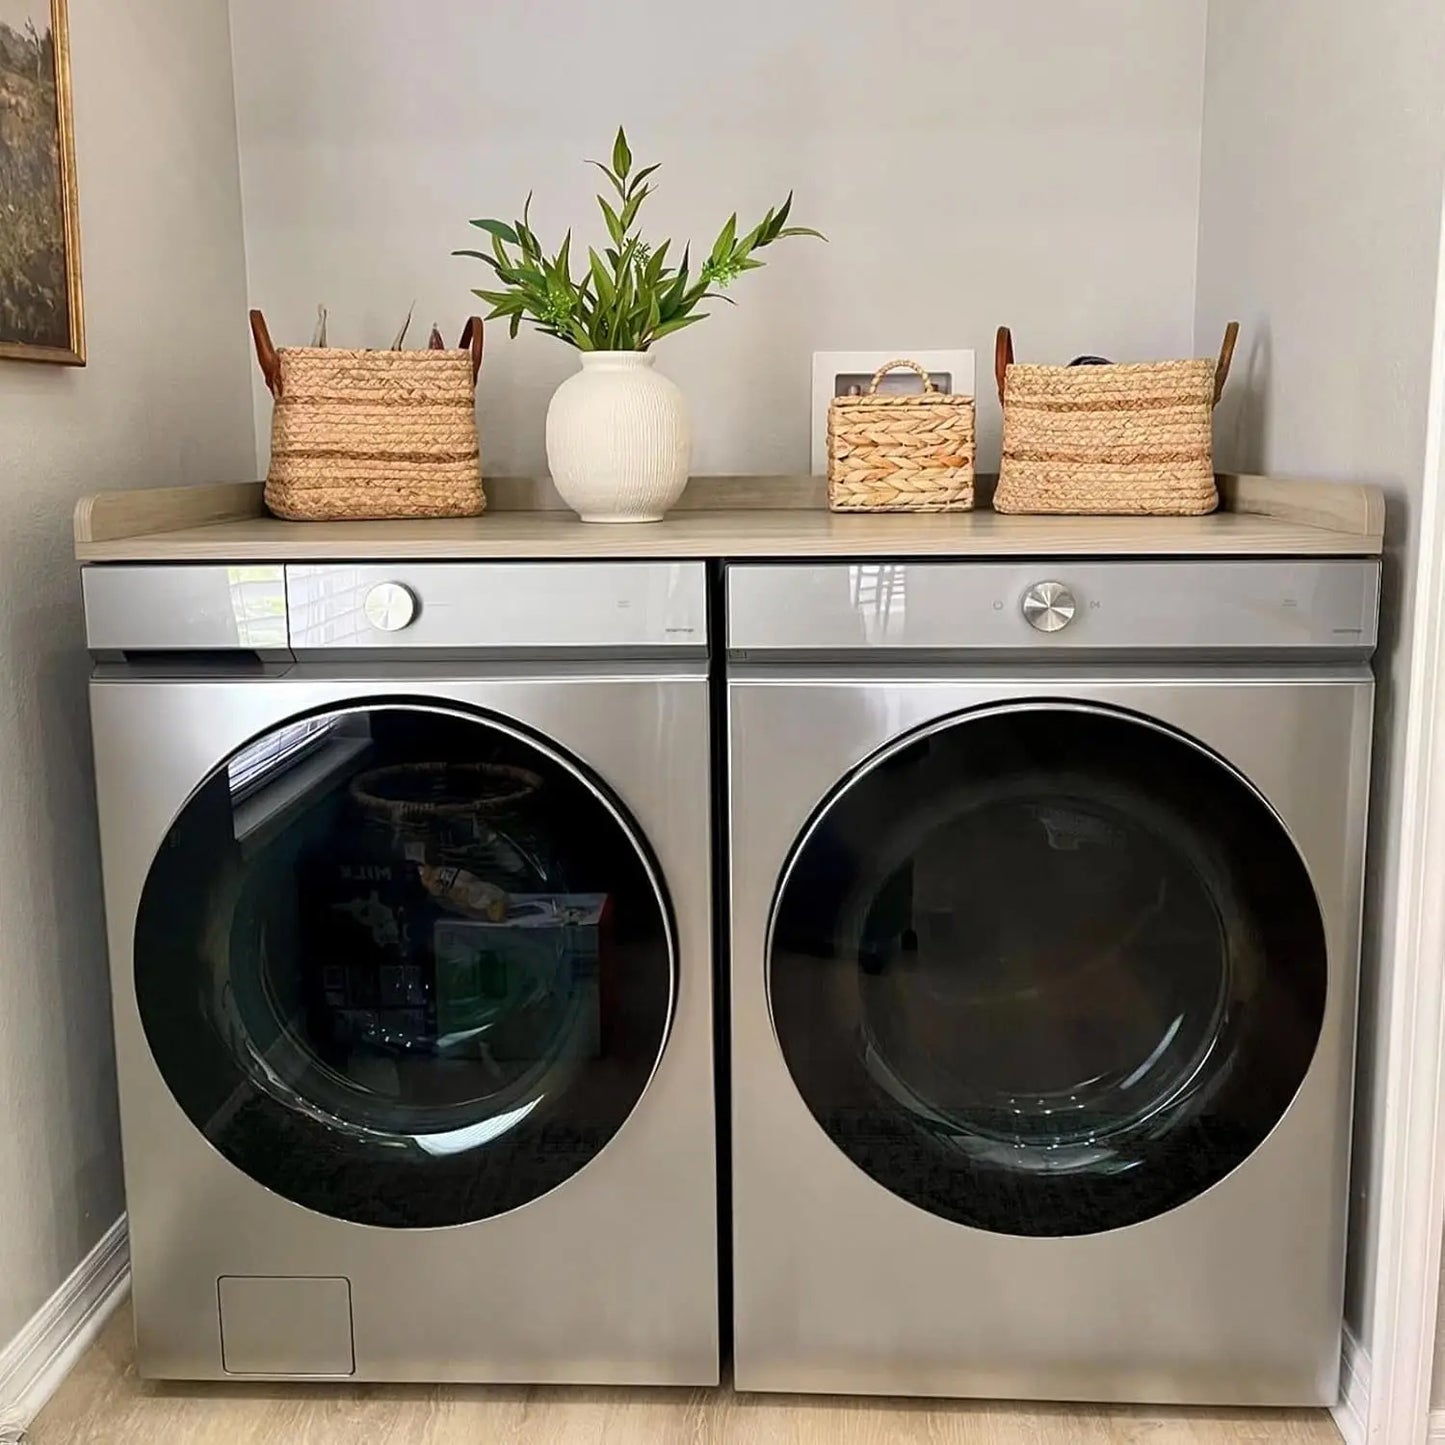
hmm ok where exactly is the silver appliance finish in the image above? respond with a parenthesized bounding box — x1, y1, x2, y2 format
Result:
(727, 558, 1378, 1405)
(87, 561, 717, 1385)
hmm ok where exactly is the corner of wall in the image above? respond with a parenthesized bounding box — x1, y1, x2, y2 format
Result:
(223, 0, 261, 478)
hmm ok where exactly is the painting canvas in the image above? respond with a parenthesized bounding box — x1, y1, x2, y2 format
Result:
(0, 0, 82, 364)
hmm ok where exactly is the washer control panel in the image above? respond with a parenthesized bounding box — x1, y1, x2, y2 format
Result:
(285, 562, 707, 653)
(82, 563, 706, 656)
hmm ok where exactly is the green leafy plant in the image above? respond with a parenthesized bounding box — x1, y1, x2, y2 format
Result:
(455, 128, 823, 351)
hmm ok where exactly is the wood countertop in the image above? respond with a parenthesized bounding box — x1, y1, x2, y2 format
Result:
(74, 474, 1385, 563)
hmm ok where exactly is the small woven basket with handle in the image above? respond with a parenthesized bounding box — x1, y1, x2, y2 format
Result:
(993, 323, 1239, 516)
(827, 359, 976, 513)
(251, 310, 487, 521)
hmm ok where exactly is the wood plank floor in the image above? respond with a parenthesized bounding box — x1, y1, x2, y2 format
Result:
(27, 1304, 1341, 1444)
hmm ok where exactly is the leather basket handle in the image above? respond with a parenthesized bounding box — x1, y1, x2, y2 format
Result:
(460, 317, 485, 383)
(250, 309, 282, 397)
(995, 326, 1015, 404)
(253, 311, 483, 392)
(995, 322, 1239, 405)
(1214, 321, 1240, 406)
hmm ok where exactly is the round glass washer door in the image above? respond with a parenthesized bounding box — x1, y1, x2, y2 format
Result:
(768, 703, 1328, 1237)
(135, 703, 674, 1228)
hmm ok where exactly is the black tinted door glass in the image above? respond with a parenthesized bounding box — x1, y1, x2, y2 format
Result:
(769, 705, 1327, 1237)
(136, 704, 673, 1227)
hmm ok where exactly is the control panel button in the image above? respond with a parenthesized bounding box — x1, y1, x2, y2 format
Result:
(1022, 580, 1077, 633)
(363, 582, 419, 633)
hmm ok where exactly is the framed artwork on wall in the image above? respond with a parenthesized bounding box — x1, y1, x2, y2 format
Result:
(0, 0, 83, 365)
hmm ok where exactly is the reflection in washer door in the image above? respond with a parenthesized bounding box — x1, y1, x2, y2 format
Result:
(135, 705, 674, 1228)
(768, 705, 1328, 1237)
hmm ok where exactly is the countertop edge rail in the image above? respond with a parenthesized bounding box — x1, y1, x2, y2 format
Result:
(73, 473, 1386, 559)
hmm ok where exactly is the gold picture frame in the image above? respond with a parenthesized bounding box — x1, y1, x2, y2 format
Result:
(0, 0, 84, 365)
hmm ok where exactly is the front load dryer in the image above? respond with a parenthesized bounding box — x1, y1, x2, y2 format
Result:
(726, 558, 1378, 1404)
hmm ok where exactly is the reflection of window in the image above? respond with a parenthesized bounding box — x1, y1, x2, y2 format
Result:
(849, 564, 906, 642)
(287, 568, 373, 646)
(226, 567, 287, 647)
(228, 718, 338, 798)
(230, 719, 374, 846)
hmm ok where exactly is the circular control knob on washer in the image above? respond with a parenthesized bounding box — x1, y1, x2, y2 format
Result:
(364, 582, 419, 633)
(1022, 580, 1077, 633)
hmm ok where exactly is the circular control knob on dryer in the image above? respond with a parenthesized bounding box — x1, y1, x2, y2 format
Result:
(364, 582, 419, 633)
(1022, 580, 1077, 633)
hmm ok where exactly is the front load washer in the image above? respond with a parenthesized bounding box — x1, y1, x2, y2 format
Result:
(85, 560, 716, 1384)
(726, 558, 1378, 1405)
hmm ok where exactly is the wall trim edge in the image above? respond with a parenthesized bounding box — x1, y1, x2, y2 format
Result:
(1357, 174, 1445, 1445)
(0, 1215, 129, 1436)
(1333, 1325, 1370, 1445)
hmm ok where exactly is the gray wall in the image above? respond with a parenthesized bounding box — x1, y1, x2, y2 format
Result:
(1193, 0, 1445, 1389)
(228, 0, 1209, 477)
(0, 0, 254, 1345)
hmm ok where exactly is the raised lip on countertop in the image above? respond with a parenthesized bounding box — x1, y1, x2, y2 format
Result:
(73, 474, 1386, 561)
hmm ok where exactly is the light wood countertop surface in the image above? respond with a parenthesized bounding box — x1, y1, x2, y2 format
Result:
(74, 474, 1385, 563)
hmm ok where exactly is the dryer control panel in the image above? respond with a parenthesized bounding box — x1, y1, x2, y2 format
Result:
(727, 560, 1381, 657)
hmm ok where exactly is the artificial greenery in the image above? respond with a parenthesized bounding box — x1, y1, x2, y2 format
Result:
(455, 128, 823, 351)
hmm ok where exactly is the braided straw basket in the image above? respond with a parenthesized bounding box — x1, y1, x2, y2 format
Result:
(994, 323, 1239, 516)
(251, 310, 486, 521)
(827, 359, 976, 512)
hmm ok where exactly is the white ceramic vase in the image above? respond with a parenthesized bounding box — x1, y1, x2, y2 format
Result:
(545, 351, 691, 523)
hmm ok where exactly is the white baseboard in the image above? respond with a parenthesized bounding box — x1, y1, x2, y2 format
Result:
(1333, 1325, 1370, 1445)
(1430, 1408, 1445, 1443)
(0, 1215, 129, 1437)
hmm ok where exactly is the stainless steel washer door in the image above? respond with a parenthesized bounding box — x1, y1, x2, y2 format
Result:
(767, 702, 1328, 1237)
(135, 701, 675, 1228)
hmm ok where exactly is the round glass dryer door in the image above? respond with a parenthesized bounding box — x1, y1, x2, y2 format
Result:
(768, 704, 1328, 1237)
(135, 704, 674, 1228)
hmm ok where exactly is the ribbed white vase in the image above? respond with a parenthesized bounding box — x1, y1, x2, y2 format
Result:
(545, 351, 691, 523)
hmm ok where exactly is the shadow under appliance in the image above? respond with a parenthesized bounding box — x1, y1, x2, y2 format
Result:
(726, 558, 1378, 1404)
(85, 561, 716, 1384)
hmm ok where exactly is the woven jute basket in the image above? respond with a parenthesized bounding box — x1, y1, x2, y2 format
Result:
(250, 310, 486, 521)
(827, 359, 976, 512)
(993, 323, 1240, 516)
